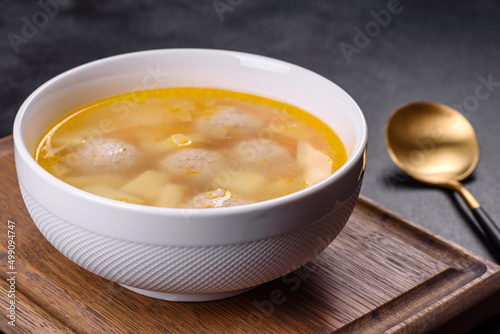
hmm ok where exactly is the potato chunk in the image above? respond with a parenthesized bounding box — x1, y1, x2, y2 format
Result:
(154, 183, 185, 208)
(267, 178, 307, 199)
(297, 141, 333, 186)
(226, 171, 267, 198)
(120, 170, 168, 201)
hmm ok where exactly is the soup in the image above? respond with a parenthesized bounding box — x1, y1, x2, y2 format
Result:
(35, 88, 347, 208)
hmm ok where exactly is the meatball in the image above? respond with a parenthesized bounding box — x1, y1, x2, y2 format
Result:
(189, 188, 245, 208)
(199, 107, 261, 138)
(159, 148, 225, 176)
(68, 138, 137, 172)
(233, 139, 292, 165)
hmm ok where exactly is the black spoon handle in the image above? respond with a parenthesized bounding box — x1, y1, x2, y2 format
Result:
(472, 207, 500, 252)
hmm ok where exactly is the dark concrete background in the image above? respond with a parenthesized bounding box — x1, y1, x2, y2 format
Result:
(1, 0, 499, 332)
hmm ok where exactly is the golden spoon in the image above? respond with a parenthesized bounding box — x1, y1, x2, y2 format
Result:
(385, 102, 500, 252)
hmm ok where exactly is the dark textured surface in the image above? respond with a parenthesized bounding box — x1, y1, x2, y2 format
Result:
(1, 0, 499, 332)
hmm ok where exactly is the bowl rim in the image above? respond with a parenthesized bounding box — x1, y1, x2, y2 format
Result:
(13, 48, 367, 217)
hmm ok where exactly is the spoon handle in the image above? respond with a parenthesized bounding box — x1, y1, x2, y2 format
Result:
(452, 183, 500, 255)
(472, 207, 500, 252)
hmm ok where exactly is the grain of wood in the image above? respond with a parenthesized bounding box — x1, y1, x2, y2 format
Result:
(0, 135, 499, 334)
(0, 279, 76, 334)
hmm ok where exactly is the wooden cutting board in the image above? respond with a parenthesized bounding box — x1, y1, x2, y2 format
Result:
(1, 135, 499, 334)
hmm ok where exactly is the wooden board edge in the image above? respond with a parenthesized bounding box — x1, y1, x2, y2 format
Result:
(356, 194, 500, 273)
(354, 195, 500, 333)
(429, 289, 500, 334)
(383, 270, 500, 333)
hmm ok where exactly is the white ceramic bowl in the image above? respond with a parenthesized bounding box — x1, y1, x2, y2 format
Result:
(13, 49, 367, 301)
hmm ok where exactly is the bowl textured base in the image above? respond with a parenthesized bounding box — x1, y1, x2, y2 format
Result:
(20, 181, 360, 296)
(121, 284, 255, 302)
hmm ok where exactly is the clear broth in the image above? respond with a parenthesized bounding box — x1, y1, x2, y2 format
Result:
(35, 88, 347, 208)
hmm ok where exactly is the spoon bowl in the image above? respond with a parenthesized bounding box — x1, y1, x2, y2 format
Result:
(386, 102, 479, 185)
(386, 101, 500, 255)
